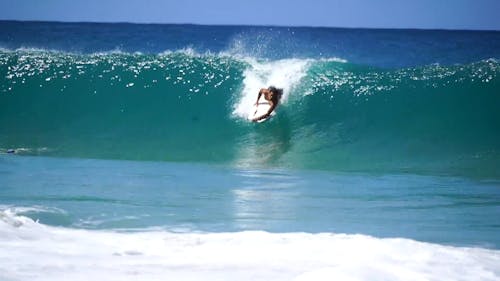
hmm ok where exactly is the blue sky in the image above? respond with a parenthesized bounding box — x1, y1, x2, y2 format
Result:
(1, 0, 499, 30)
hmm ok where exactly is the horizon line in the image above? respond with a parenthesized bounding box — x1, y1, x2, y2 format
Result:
(1, 19, 499, 33)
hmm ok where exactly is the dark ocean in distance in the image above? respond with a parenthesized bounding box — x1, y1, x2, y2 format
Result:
(0, 21, 499, 281)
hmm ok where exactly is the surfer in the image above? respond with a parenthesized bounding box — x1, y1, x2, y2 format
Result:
(252, 86, 283, 122)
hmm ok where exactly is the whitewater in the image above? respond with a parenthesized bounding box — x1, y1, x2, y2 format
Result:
(2, 211, 499, 281)
(1, 21, 500, 281)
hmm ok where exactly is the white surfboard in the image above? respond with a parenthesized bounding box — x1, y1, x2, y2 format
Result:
(251, 102, 275, 123)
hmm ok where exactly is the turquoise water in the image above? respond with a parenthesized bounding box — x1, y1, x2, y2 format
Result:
(0, 50, 498, 177)
(1, 21, 500, 280)
(2, 155, 499, 247)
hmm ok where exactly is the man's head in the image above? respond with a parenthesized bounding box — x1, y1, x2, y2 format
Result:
(268, 86, 283, 97)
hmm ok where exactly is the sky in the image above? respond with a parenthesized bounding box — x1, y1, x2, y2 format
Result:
(0, 0, 499, 30)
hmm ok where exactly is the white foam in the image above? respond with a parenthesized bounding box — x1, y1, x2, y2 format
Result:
(1, 211, 499, 281)
(319, 57, 348, 63)
(0, 146, 52, 155)
(0, 205, 66, 215)
(232, 58, 310, 120)
(159, 47, 200, 57)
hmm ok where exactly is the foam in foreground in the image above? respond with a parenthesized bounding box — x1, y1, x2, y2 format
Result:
(1, 210, 499, 281)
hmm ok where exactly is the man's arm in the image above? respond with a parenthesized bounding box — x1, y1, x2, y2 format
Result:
(254, 89, 264, 105)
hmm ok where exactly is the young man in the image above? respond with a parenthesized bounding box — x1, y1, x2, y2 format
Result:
(252, 86, 283, 122)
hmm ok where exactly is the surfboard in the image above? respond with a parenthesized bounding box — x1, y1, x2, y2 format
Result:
(252, 102, 275, 123)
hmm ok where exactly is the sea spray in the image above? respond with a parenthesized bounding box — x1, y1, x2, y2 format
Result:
(232, 58, 311, 119)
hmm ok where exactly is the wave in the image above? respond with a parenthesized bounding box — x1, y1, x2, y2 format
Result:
(1, 209, 499, 281)
(0, 49, 499, 177)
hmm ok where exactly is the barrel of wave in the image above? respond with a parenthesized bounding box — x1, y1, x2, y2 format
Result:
(232, 58, 311, 120)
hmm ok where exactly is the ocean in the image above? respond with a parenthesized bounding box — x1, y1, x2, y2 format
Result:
(0, 20, 499, 280)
